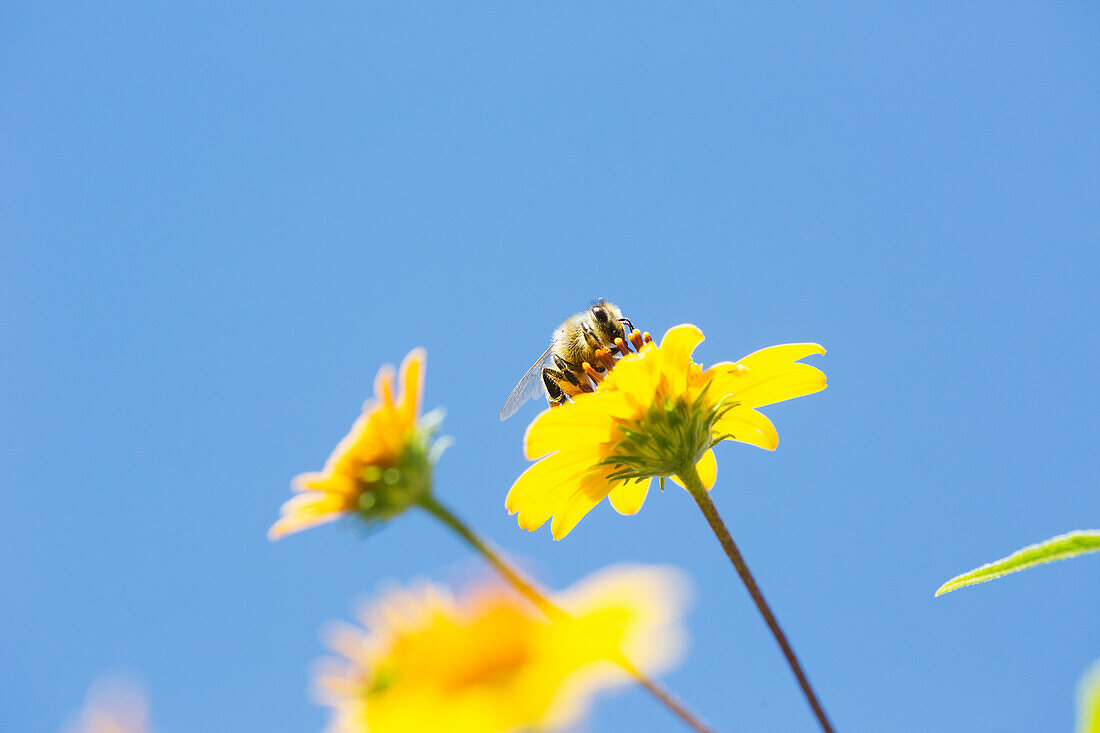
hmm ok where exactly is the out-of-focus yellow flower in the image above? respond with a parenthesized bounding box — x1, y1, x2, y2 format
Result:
(270, 349, 444, 540)
(507, 324, 826, 539)
(316, 564, 688, 733)
(64, 679, 149, 733)
(1080, 658, 1100, 733)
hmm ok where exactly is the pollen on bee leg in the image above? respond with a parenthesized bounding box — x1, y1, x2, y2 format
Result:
(583, 361, 604, 383)
(628, 329, 646, 351)
(559, 378, 592, 397)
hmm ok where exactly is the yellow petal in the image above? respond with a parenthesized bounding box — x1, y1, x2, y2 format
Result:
(399, 348, 426, 424)
(550, 472, 614, 540)
(739, 343, 825, 367)
(268, 511, 343, 540)
(361, 403, 408, 461)
(292, 472, 360, 495)
(291, 471, 330, 492)
(600, 354, 662, 410)
(607, 478, 652, 515)
(556, 564, 690, 678)
(656, 324, 704, 369)
(694, 449, 717, 489)
(324, 414, 370, 474)
(374, 363, 397, 409)
(327, 406, 404, 475)
(268, 492, 351, 540)
(713, 407, 779, 450)
(506, 449, 601, 531)
(282, 490, 353, 515)
(654, 324, 704, 394)
(706, 344, 826, 408)
(738, 366, 826, 408)
(524, 398, 622, 460)
(549, 495, 600, 540)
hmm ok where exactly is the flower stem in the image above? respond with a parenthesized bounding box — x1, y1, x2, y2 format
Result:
(418, 495, 564, 621)
(677, 464, 836, 733)
(417, 494, 714, 733)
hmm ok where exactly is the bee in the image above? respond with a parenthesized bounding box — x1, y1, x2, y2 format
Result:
(500, 300, 648, 420)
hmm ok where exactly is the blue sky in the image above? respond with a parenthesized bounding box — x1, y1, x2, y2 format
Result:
(3, 3, 1098, 731)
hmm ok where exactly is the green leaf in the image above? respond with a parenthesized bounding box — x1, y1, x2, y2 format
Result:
(935, 529, 1100, 597)
(1079, 658, 1100, 733)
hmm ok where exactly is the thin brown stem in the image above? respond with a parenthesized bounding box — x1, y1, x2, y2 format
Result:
(418, 495, 714, 733)
(677, 464, 836, 733)
(418, 495, 564, 621)
(614, 651, 713, 733)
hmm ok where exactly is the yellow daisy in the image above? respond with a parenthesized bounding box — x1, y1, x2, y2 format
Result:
(270, 348, 440, 540)
(316, 564, 688, 733)
(507, 324, 826, 539)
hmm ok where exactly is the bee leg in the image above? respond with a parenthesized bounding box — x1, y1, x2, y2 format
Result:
(551, 355, 594, 394)
(578, 323, 610, 373)
(580, 321, 606, 351)
(612, 319, 636, 354)
(542, 369, 568, 406)
(542, 367, 583, 402)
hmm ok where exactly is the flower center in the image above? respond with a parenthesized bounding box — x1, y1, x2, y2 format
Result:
(354, 430, 435, 521)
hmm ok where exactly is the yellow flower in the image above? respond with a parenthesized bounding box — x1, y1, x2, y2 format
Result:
(507, 324, 826, 539)
(270, 348, 441, 540)
(1080, 657, 1100, 733)
(316, 565, 688, 733)
(65, 679, 150, 733)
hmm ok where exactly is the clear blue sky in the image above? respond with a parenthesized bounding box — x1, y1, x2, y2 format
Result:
(3, 3, 1098, 732)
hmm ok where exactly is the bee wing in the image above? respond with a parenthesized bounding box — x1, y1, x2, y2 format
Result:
(500, 345, 555, 420)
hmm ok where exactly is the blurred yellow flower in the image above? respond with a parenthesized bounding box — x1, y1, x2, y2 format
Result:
(1080, 658, 1100, 733)
(316, 564, 688, 733)
(64, 678, 149, 733)
(270, 348, 441, 540)
(507, 324, 826, 539)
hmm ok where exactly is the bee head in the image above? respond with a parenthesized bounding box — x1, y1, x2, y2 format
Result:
(589, 300, 626, 343)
